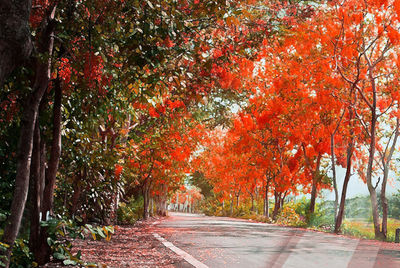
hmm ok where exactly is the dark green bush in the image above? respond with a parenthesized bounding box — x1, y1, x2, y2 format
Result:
(117, 196, 144, 224)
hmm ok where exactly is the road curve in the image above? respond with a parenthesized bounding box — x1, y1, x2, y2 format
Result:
(153, 212, 400, 268)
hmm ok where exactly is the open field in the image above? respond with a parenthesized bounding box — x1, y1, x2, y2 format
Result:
(343, 218, 400, 242)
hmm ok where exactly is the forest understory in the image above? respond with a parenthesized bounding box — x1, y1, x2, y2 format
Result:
(43, 217, 186, 268)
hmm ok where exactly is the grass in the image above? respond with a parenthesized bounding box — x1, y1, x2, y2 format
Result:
(342, 218, 400, 242)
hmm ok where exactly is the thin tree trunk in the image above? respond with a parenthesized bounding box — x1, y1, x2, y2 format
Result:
(281, 191, 288, 209)
(255, 186, 259, 214)
(150, 198, 154, 216)
(142, 180, 150, 219)
(41, 78, 62, 217)
(250, 194, 254, 212)
(230, 198, 233, 216)
(334, 137, 353, 233)
(366, 92, 381, 239)
(330, 133, 339, 219)
(1, 6, 57, 266)
(264, 177, 270, 218)
(363, 51, 385, 240)
(143, 190, 149, 219)
(28, 122, 41, 256)
(37, 77, 62, 265)
(309, 153, 322, 215)
(381, 167, 389, 240)
(71, 168, 83, 215)
(175, 192, 179, 211)
(380, 119, 399, 240)
(334, 106, 354, 233)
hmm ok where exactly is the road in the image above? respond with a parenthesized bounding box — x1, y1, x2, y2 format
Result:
(153, 212, 400, 268)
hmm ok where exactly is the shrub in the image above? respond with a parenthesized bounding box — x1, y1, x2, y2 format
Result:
(7, 239, 34, 268)
(276, 204, 306, 227)
(117, 197, 143, 224)
(42, 216, 114, 266)
(290, 198, 334, 230)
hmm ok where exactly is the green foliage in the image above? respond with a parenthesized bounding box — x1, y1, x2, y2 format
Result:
(386, 191, 400, 219)
(9, 239, 34, 268)
(293, 197, 311, 218)
(0, 242, 10, 268)
(117, 197, 144, 224)
(189, 172, 213, 199)
(40, 216, 113, 266)
(0, 121, 20, 220)
(344, 196, 372, 219)
(201, 198, 230, 217)
(292, 197, 334, 229)
(200, 196, 268, 219)
(0, 231, 35, 268)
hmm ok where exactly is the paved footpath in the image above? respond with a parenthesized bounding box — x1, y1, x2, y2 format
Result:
(153, 212, 400, 268)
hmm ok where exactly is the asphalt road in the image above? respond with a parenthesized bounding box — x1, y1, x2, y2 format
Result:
(153, 212, 400, 268)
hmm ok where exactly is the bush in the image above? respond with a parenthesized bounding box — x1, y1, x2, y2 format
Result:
(290, 198, 334, 230)
(276, 203, 306, 227)
(0, 216, 115, 267)
(42, 216, 114, 266)
(8, 239, 34, 268)
(117, 197, 143, 224)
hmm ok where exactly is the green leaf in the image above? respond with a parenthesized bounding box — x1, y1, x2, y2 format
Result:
(63, 259, 77, 265)
(53, 253, 66, 260)
(96, 227, 106, 238)
(76, 250, 82, 259)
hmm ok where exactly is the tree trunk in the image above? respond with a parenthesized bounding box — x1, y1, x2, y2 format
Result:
(334, 139, 353, 233)
(264, 178, 270, 218)
(366, 100, 382, 239)
(28, 122, 42, 256)
(334, 107, 354, 234)
(0, 0, 32, 87)
(150, 198, 154, 216)
(369, 185, 381, 238)
(230, 198, 233, 216)
(309, 153, 322, 215)
(142, 180, 150, 220)
(330, 133, 339, 219)
(379, 118, 399, 240)
(36, 78, 62, 265)
(175, 192, 179, 211)
(1, 6, 57, 265)
(366, 116, 382, 240)
(272, 191, 281, 220)
(381, 167, 389, 240)
(281, 191, 288, 209)
(71, 168, 84, 215)
(250, 194, 254, 212)
(156, 194, 167, 216)
(143, 190, 149, 219)
(255, 186, 259, 214)
(41, 79, 62, 217)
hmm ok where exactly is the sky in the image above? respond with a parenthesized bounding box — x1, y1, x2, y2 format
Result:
(321, 166, 400, 200)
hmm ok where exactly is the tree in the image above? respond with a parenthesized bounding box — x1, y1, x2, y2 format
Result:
(0, 0, 32, 86)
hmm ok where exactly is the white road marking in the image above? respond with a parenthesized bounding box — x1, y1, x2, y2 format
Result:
(153, 233, 209, 268)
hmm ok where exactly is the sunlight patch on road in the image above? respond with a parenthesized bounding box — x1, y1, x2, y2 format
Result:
(153, 233, 209, 268)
